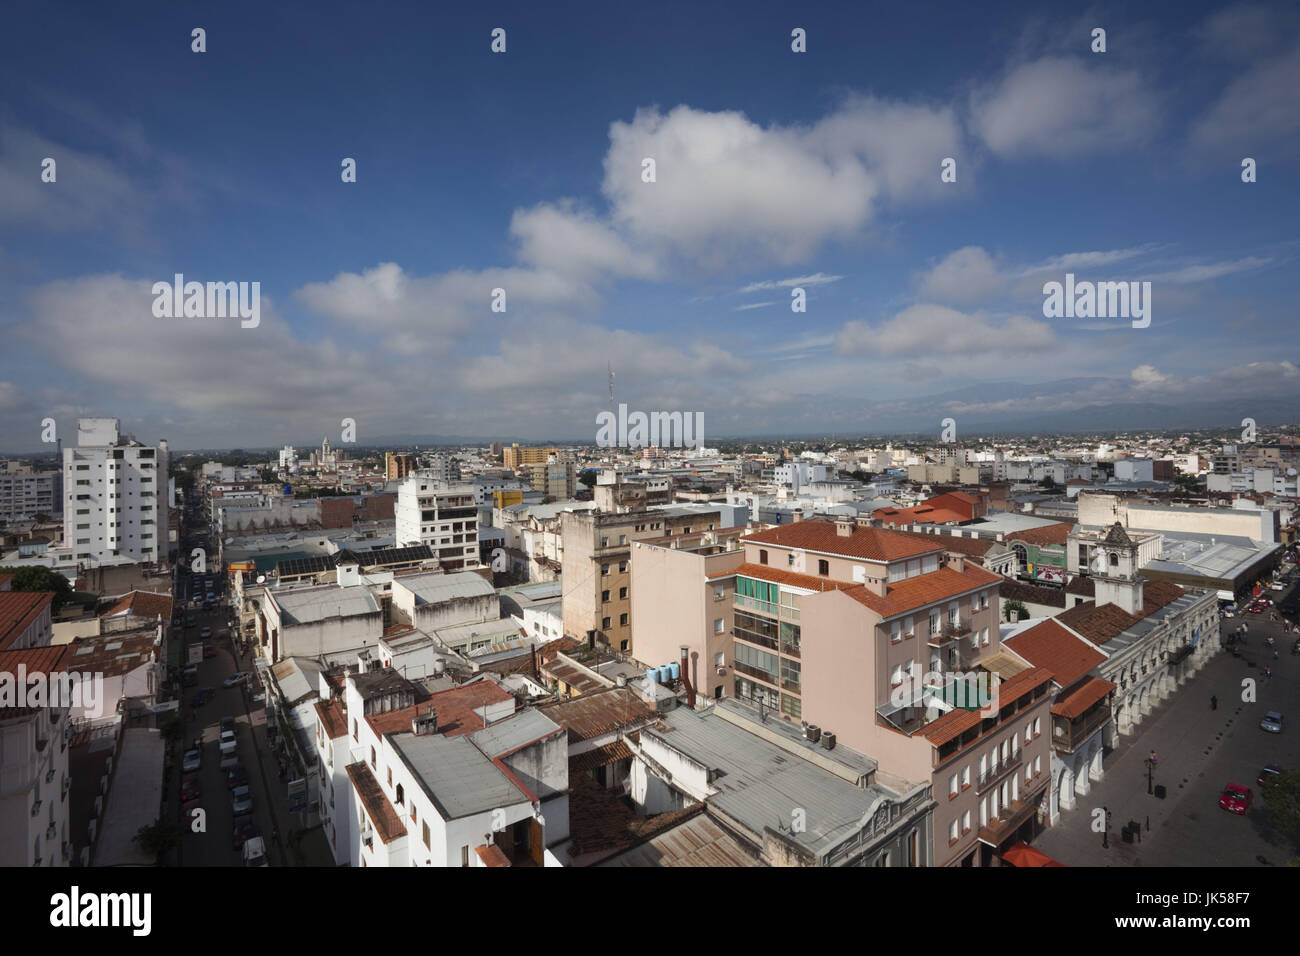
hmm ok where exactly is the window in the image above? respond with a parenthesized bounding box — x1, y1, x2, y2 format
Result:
(1034, 756, 1041, 774)
(352, 719, 358, 741)
(714, 618, 725, 634)
(619, 613, 628, 626)
(948, 773, 958, 798)
(948, 602, 959, 627)
(601, 590, 610, 602)
(980, 592, 989, 609)
(1032, 717, 1041, 737)
(890, 620, 901, 642)
(929, 609, 940, 634)
(759, 549, 769, 565)
(423, 822, 431, 849)
(714, 652, 725, 666)
(601, 564, 609, 576)
(602, 617, 611, 629)
(713, 585, 725, 601)
(387, 767, 392, 786)
(962, 811, 971, 834)
(1024, 722, 1032, 744)
(949, 819, 959, 843)
(818, 559, 829, 576)
(904, 616, 914, 637)
(370, 746, 376, 768)
(619, 587, 627, 599)
(982, 628, 990, 647)
(971, 594, 979, 614)
(461, 845, 470, 867)
(961, 766, 971, 789)
(619, 561, 627, 573)
(908, 830, 919, 867)
(395, 784, 404, 806)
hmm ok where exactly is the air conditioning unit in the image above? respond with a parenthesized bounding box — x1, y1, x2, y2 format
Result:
(716, 666, 726, 676)
(821, 731, 837, 751)
(46, 824, 57, 841)
(804, 724, 821, 743)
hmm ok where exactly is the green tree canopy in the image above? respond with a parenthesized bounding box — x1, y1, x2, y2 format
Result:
(0, 565, 73, 612)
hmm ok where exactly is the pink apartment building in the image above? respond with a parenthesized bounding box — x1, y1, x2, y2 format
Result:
(631, 515, 1056, 866)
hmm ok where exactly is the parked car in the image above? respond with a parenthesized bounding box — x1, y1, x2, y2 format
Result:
(220, 716, 236, 734)
(1258, 764, 1283, 788)
(1260, 711, 1285, 733)
(223, 672, 249, 688)
(219, 730, 238, 756)
(182, 666, 198, 687)
(227, 765, 249, 789)
(181, 771, 201, 789)
(182, 749, 201, 772)
(200, 626, 212, 639)
(231, 785, 253, 815)
(231, 815, 257, 850)
(1219, 783, 1253, 814)
(219, 751, 241, 772)
(180, 781, 201, 803)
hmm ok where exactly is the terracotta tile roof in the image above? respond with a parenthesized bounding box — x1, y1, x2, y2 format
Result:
(366, 680, 514, 738)
(345, 761, 407, 844)
(742, 521, 944, 562)
(1005, 620, 1106, 688)
(922, 666, 1055, 746)
(102, 590, 173, 621)
(999, 578, 1067, 609)
(475, 843, 512, 867)
(570, 741, 634, 774)
(1056, 578, 1186, 645)
(875, 506, 968, 527)
(566, 773, 703, 858)
(707, 562, 859, 592)
(0, 644, 71, 718)
(1065, 576, 1096, 597)
(540, 687, 655, 742)
(1051, 678, 1116, 719)
(1004, 523, 1075, 547)
(843, 563, 1002, 618)
(0, 591, 54, 650)
(315, 698, 348, 740)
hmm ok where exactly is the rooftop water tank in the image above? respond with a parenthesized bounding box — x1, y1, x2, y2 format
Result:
(657, 665, 670, 683)
(645, 667, 658, 685)
(668, 661, 680, 681)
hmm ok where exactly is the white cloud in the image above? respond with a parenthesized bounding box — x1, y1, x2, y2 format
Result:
(1146, 256, 1275, 284)
(602, 100, 961, 270)
(734, 301, 776, 311)
(509, 201, 657, 281)
(916, 246, 1003, 303)
(1130, 364, 1169, 388)
(738, 272, 844, 293)
(972, 57, 1160, 158)
(835, 304, 1058, 356)
(1189, 43, 1300, 156)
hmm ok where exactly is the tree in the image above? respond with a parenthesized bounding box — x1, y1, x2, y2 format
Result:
(1039, 476, 1057, 489)
(578, 471, 597, 489)
(1261, 769, 1300, 850)
(134, 819, 181, 860)
(1003, 598, 1029, 623)
(0, 565, 73, 612)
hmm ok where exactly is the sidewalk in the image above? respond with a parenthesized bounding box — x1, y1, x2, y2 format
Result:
(239, 646, 335, 867)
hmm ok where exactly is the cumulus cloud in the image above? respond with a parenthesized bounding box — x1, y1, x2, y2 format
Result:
(971, 57, 1161, 157)
(1130, 364, 1169, 388)
(835, 304, 1058, 356)
(509, 201, 657, 281)
(602, 100, 962, 270)
(916, 246, 1003, 304)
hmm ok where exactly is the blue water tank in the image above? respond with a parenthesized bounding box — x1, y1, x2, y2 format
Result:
(645, 667, 658, 685)
(657, 665, 670, 683)
(668, 661, 680, 681)
(283, 484, 292, 495)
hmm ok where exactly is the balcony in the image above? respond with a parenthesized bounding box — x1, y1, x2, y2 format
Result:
(780, 642, 801, 659)
(733, 660, 779, 686)
(781, 678, 802, 694)
(1052, 706, 1112, 754)
(976, 750, 1023, 792)
(977, 781, 1048, 848)
(733, 628, 778, 652)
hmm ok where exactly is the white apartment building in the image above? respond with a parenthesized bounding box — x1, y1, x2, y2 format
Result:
(63, 419, 169, 566)
(315, 670, 567, 867)
(395, 478, 480, 571)
(0, 646, 73, 867)
(0, 467, 60, 522)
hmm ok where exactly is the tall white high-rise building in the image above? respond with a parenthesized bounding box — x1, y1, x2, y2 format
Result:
(395, 477, 480, 571)
(63, 419, 169, 565)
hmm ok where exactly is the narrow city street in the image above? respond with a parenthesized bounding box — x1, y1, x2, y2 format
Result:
(1036, 608, 1300, 866)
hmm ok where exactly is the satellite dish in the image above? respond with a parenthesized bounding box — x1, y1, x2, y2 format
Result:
(256, 575, 266, 584)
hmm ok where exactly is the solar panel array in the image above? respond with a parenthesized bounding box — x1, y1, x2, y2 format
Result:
(273, 545, 435, 578)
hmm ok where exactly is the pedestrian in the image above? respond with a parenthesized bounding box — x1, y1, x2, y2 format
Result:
(1211, 694, 1218, 710)
(1149, 750, 1158, 764)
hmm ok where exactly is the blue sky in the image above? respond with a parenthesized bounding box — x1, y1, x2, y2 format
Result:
(1, 0, 1298, 451)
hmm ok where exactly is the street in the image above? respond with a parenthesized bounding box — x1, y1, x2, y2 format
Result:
(1036, 597, 1300, 866)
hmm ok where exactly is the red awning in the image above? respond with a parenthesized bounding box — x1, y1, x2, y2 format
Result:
(999, 841, 1067, 867)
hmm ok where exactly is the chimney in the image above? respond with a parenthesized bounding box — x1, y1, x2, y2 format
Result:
(835, 516, 854, 536)
(586, 629, 597, 650)
(949, 553, 965, 573)
(680, 644, 695, 710)
(411, 706, 438, 736)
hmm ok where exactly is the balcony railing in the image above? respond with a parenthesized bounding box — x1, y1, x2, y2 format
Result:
(1053, 707, 1112, 754)
(733, 628, 778, 652)
(733, 660, 779, 685)
(780, 642, 801, 659)
(976, 750, 1022, 791)
(781, 678, 802, 694)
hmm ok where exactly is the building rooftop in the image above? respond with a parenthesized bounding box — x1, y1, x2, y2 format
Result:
(743, 521, 944, 562)
(645, 706, 909, 859)
(596, 812, 763, 867)
(539, 687, 656, 742)
(396, 571, 495, 605)
(434, 618, 521, 649)
(346, 760, 408, 844)
(0, 591, 54, 650)
(269, 584, 380, 625)
(66, 628, 159, 678)
(470, 708, 563, 758)
(390, 733, 529, 820)
(844, 563, 1002, 618)
(1004, 619, 1107, 688)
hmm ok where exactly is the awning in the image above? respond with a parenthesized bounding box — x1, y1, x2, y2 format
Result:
(1000, 841, 1067, 867)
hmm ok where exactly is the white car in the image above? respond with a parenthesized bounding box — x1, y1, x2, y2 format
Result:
(219, 729, 238, 755)
(1260, 711, 1284, 734)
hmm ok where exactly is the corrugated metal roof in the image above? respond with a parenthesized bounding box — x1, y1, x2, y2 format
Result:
(392, 734, 528, 820)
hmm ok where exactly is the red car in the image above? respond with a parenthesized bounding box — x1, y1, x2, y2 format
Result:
(203, 645, 216, 659)
(1218, 783, 1252, 814)
(180, 781, 201, 803)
